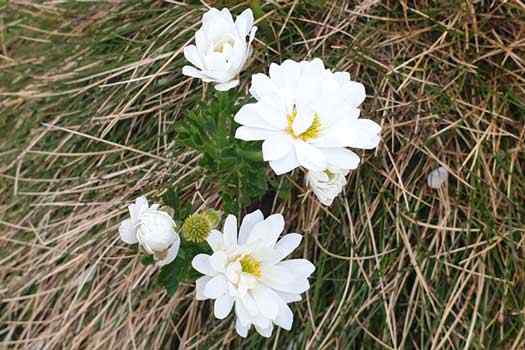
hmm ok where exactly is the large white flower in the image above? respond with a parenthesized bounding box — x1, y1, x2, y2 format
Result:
(119, 196, 180, 266)
(182, 8, 257, 91)
(306, 167, 349, 206)
(192, 210, 315, 338)
(234, 58, 381, 175)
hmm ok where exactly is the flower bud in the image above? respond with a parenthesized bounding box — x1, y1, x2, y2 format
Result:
(119, 196, 180, 266)
(181, 210, 221, 243)
(306, 168, 349, 206)
(137, 209, 178, 253)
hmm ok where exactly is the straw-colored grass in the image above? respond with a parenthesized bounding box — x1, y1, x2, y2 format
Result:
(1, 0, 524, 349)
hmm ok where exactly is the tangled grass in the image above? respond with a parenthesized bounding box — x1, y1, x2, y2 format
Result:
(1, 0, 524, 348)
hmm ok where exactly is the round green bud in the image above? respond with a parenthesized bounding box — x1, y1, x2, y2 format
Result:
(181, 213, 212, 243)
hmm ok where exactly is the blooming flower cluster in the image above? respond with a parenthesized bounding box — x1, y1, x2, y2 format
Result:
(192, 210, 314, 337)
(182, 8, 380, 205)
(234, 59, 380, 205)
(118, 5, 383, 340)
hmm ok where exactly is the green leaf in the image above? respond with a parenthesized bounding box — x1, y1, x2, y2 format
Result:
(140, 255, 155, 266)
(157, 240, 211, 296)
(175, 91, 269, 213)
(162, 186, 192, 221)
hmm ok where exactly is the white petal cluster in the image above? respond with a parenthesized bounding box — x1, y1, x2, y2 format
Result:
(119, 196, 180, 266)
(182, 8, 257, 91)
(306, 167, 349, 206)
(192, 210, 315, 337)
(234, 58, 381, 175)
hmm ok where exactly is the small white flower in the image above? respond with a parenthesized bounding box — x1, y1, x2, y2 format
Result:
(234, 58, 381, 175)
(306, 167, 349, 206)
(192, 210, 315, 338)
(182, 8, 257, 91)
(427, 166, 448, 189)
(119, 196, 180, 266)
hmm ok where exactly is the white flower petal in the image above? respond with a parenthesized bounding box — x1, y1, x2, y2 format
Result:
(192, 254, 215, 276)
(207, 229, 224, 252)
(235, 8, 254, 38)
(209, 251, 228, 273)
(119, 218, 138, 244)
(183, 45, 204, 69)
(195, 276, 212, 300)
(182, 66, 213, 82)
(427, 166, 448, 189)
(156, 237, 180, 266)
(223, 215, 238, 250)
(203, 52, 229, 77)
(204, 275, 228, 299)
(235, 126, 278, 141)
(254, 324, 273, 338)
(234, 103, 277, 130)
(253, 315, 272, 329)
(249, 73, 282, 108)
(294, 140, 327, 171)
(322, 148, 360, 170)
(195, 29, 207, 52)
(219, 7, 234, 23)
(276, 291, 302, 303)
(262, 134, 293, 161)
(238, 210, 264, 245)
(252, 285, 280, 320)
(128, 196, 148, 222)
(240, 292, 259, 316)
(269, 149, 300, 175)
(269, 60, 301, 101)
(247, 214, 284, 246)
(214, 294, 234, 319)
(275, 303, 294, 330)
(235, 300, 252, 326)
(235, 318, 250, 337)
(214, 79, 239, 91)
(292, 104, 315, 136)
(278, 259, 315, 278)
(273, 233, 302, 262)
(342, 81, 366, 107)
(340, 119, 381, 149)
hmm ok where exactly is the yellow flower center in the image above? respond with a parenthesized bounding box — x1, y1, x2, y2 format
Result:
(285, 109, 321, 141)
(324, 169, 335, 180)
(213, 38, 234, 54)
(239, 255, 262, 278)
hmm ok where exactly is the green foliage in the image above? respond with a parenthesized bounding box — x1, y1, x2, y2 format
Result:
(140, 255, 154, 266)
(176, 91, 268, 214)
(161, 186, 192, 223)
(157, 240, 211, 296)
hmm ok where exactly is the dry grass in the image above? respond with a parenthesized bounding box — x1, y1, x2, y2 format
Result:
(1, 0, 525, 349)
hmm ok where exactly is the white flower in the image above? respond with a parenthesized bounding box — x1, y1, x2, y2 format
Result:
(119, 196, 180, 266)
(234, 58, 381, 175)
(427, 166, 448, 189)
(306, 167, 349, 206)
(191, 210, 315, 338)
(182, 8, 257, 91)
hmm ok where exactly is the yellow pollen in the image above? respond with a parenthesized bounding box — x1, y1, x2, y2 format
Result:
(285, 109, 321, 141)
(239, 255, 262, 278)
(324, 169, 335, 180)
(213, 38, 234, 54)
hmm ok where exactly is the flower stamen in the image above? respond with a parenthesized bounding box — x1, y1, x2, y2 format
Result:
(239, 255, 261, 278)
(285, 109, 321, 141)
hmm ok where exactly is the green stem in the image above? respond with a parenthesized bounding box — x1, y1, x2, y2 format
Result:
(249, 0, 264, 19)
